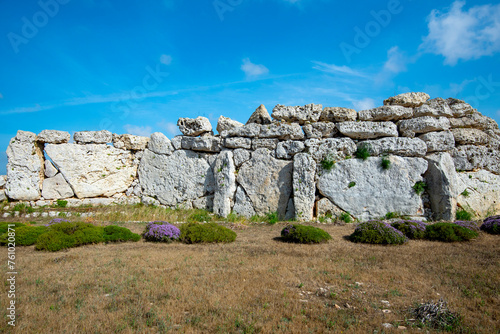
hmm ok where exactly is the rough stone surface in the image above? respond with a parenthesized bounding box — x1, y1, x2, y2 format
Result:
(142, 195, 160, 207)
(45, 143, 137, 198)
(418, 131, 455, 152)
(451, 145, 500, 174)
(252, 138, 279, 151)
(446, 98, 475, 117)
(216, 116, 243, 133)
(320, 107, 357, 122)
(452, 128, 490, 146)
(305, 138, 357, 162)
(272, 104, 323, 124)
(213, 151, 236, 218)
(383, 92, 430, 107)
(221, 123, 262, 138)
(246, 104, 272, 125)
(317, 157, 428, 221)
(147, 132, 174, 155)
(449, 112, 499, 130)
(113, 134, 150, 150)
(293, 154, 316, 220)
(337, 121, 398, 139)
(44, 160, 58, 178)
(180, 136, 221, 152)
(224, 137, 252, 149)
(233, 149, 251, 168)
(139, 149, 214, 206)
(302, 122, 338, 138)
(359, 105, 413, 121)
(414, 98, 453, 118)
(359, 137, 427, 157)
(177, 116, 212, 136)
(74, 130, 113, 144)
(170, 136, 182, 150)
(42, 173, 75, 200)
(276, 140, 305, 159)
(193, 195, 214, 211)
(5, 131, 44, 201)
(260, 123, 305, 140)
(0, 175, 6, 188)
(284, 198, 295, 221)
(398, 116, 451, 137)
(237, 149, 293, 217)
(232, 186, 256, 218)
(457, 170, 500, 218)
(36, 130, 70, 144)
(315, 197, 345, 217)
(424, 153, 465, 221)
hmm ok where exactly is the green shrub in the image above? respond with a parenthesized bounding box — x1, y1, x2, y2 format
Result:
(456, 209, 473, 221)
(179, 222, 236, 244)
(339, 212, 352, 223)
(56, 199, 68, 208)
(0, 222, 25, 234)
(73, 226, 105, 245)
(381, 155, 391, 170)
(35, 231, 76, 252)
(391, 220, 427, 240)
(355, 144, 371, 160)
(104, 225, 141, 242)
(0, 226, 48, 246)
(280, 224, 332, 244)
(13, 203, 28, 212)
(187, 210, 213, 223)
(320, 154, 336, 171)
(349, 221, 408, 245)
(266, 211, 279, 225)
(425, 223, 478, 242)
(412, 181, 427, 195)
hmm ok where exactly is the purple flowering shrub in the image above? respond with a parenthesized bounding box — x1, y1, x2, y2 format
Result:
(142, 221, 181, 242)
(45, 218, 70, 227)
(481, 215, 500, 235)
(350, 220, 408, 245)
(280, 224, 332, 244)
(391, 220, 427, 239)
(452, 220, 480, 232)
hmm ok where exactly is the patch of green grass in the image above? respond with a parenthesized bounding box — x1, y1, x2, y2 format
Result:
(456, 209, 473, 221)
(187, 209, 213, 223)
(412, 181, 427, 195)
(56, 200, 68, 208)
(339, 212, 352, 224)
(355, 144, 371, 160)
(266, 211, 279, 225)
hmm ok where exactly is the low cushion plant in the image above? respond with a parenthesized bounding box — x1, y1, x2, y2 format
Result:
(142, 221, 181, 242)
(425, 222, 478, 242)
(480, 215, 500, 235)
(0, 222, 25, 234)
(104, 225, 141, 242)
(35, 231, 77, 252)
(280, 224, 332, 244)
(179, 222, 236, 244)
(0, 225, 48, 246)
(350, 220, 408, 245)
(452, 220, 480, 232)
(391, 220, 427, 240)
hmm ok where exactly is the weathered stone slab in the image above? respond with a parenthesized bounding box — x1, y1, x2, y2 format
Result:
(457, 170, 500, 218)
(446, 98, 475, 117)
(424, 153, 465, 221)
(148, 132, 174, 155)
(45, 143, 137, 198)
(192, 195, 214, 211)
(74, 130, 113, 144)
(232, 186, 256, 218)
(252, 138, 279, 151)
(315, 197, 345, 217)
(139, 149, 214, 206)
(177, 116, 212, 136)
(451, 145, 500, 174)
(42, 173, 74, 200)
(358, 105, 413, 121)
(237, 149, 293, 217)
(305, 138, 357, 162)
(5, 131, 44, 201)
(0, 175, 6, 188)
(113, 134, 150, 150)
(36, 130, 70, 144)
(418, 131, 455, 152)
(320, 107, 357, 122)
(337, 121, 398, 139)
(246, 104, 272, 125)
(293, 153, 316, 220)
(180, 136, 221, 152)
(216, 116, 243, 133)
(302, 122, 338, 138)
(260, 123, 305, 140)
(221, 123, 262, 138)
(213, 151, 236, 218)
(272, 104, 322, 124)
(449, 112, 499, 130)
(45, 160, 58, 178)
(398, 116, 450, 137)
(0, 190, 6, 202)
(383, 92, 430, 107)
(276, 140, 305, 159)
(224, 137, 252, 149)
(452, 128, 490, 146)
(317, 156, 428, 221)
(414, 98, 453, 118)
(359, 137, 427, 157)
(233, 149, 251, 168)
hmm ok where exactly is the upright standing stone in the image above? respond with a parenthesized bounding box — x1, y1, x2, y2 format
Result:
(293, 153, 316, 220)
(232, 186, 256, 218)
(213, 151, 236, 218)
(42, 173, 75, 200)
(246, 105, 272, 125)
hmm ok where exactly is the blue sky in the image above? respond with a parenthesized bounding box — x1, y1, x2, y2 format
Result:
(1, 0, 500, 174)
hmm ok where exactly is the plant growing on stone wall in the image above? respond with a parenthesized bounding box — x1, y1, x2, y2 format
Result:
(355, 143, 371, 160)
(56, 200, 68, 208)
(460, 189, 470, 197)
(455, 209, 473, 221)
(280, 224, 332, 244)
(385, 212, 400, 220)
(381, 154, 391, 170)
(348, 181, 356, 188)
(480, 215, 500, 234)
(412, 181, 427, 195)
(320, 153, 336, 171)
(349, 220, 408, 245)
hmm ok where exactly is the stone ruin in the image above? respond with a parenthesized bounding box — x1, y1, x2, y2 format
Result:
(1, 92, 499, 222)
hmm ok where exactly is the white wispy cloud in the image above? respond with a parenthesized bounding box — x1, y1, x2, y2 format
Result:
(351, 98, 376, 111)
(383, 46, 408, 74)
(160, 54, 172, 65)
(421, 1, 500, 65)
(123, 125, 152, 137)
(241, 58, 269, 78)
(157, 120, 180, 137)
(311, 61, 369, 78)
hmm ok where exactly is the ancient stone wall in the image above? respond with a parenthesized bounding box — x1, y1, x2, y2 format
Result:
(2, 92, 499, 221)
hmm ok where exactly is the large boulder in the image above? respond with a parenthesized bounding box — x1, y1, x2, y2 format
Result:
(246, 105, 272, 125)
(213, 151, 236, 218)
(413, 98, 453, 118)
(147, 132, 174, 155)
(233, 149, 251, 168)
(293, 153, 316, 220)
(232, 186, 256, 218)
(418, 131, 455, 152)
(276, 140, 305, 159)
(224, 137, 252, 149)
(304, 138, 357, 162)
(358, 105, 413, 121)
(337, 121, 398, 139)
(457, 170, 500, 218)
(317, 156, 428, 221)
(180, 136, 221, 152)
(177, 116, 212, 136)
(451, 128, 490, 146)
(41, 173, 74, 200)
(451, 145, 500, 174)
(5, 131, 44, 201)
(260, 123, 305, 140)
(446, 98, 475, 117)
(237, 149, 293, 217)
(320, 107, 357, 122)
(424, 153, 465, 221)
(138, 149, 214, 206)
(45, 143, 137, 198)
(36, 130, 70, 144)
(449, 112, 499, 130)
(359, 137, 427, 157)
(302, 122, 338, 138)
(0, 175, 6, 188)
(113, 134, 150, 150)
(252, 138, 279, 151)
(216, 116, 243, 133)
(74, 130, 113, 144)
(44, 160, 58, 178)
(221, 123, 262, 138)
(383, 92, 430, 107)
(398, 116, 450, 137)
(271, 104, 322, 124)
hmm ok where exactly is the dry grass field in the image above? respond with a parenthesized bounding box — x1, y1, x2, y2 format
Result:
(0, 206, 499, 333)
